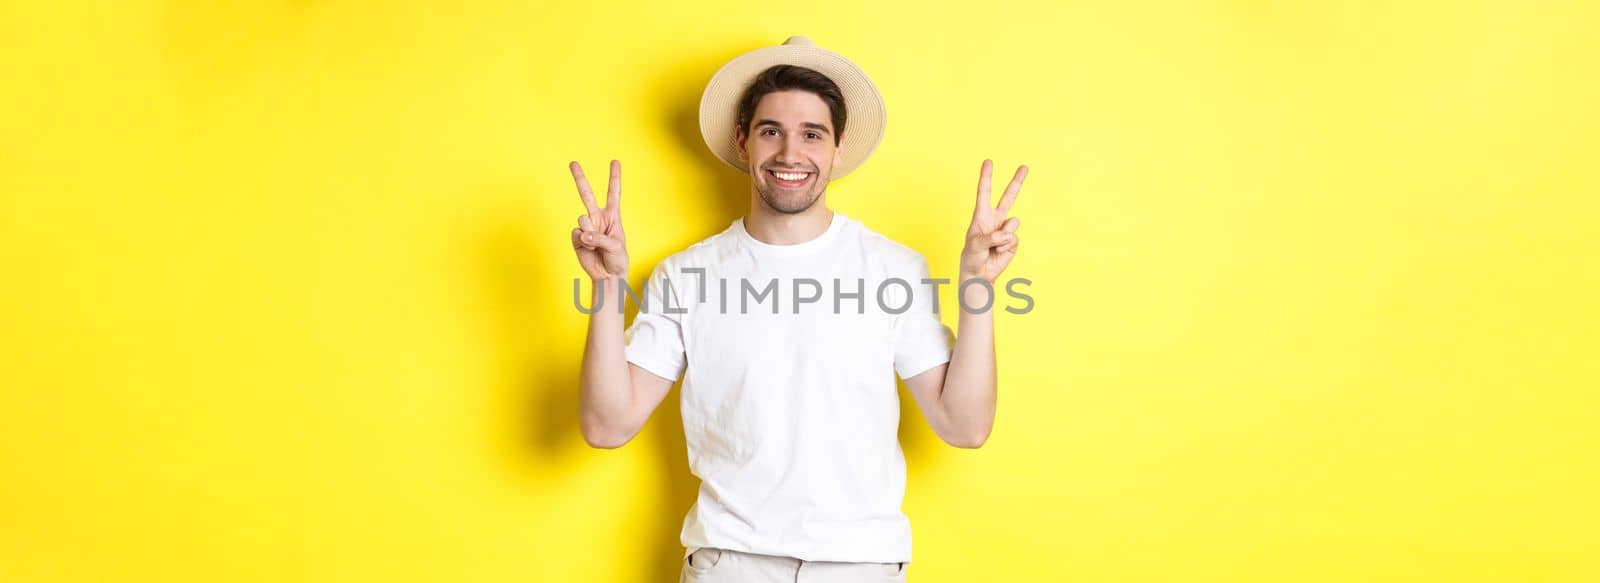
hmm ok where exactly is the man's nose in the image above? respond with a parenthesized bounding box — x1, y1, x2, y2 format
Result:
(775, 137, 803, 163)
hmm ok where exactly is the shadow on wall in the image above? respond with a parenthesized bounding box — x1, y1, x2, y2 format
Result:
(472, 44, 947, 583)
(467, 165, 702, 581)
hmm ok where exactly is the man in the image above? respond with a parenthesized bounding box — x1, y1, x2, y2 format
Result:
(567, 36, 1025, 582)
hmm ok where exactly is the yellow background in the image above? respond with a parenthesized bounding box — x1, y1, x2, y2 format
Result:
(3, 1, 1596, 581)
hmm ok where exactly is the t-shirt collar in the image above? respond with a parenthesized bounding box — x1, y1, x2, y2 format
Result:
(734, 211, 845, 257)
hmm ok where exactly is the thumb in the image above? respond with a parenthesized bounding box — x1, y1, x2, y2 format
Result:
(581, 230, 624, 253)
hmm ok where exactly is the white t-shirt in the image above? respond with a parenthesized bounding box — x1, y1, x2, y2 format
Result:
(623, 211, 955, 564)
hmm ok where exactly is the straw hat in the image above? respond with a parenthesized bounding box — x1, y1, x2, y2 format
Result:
(698, 36, 885, 179)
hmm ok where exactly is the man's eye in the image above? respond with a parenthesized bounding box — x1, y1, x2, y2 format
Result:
(762, 129, 778, 136)
(806, 132, 820, 139)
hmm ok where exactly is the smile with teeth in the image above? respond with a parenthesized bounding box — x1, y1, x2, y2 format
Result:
(767, 169, 813, 186)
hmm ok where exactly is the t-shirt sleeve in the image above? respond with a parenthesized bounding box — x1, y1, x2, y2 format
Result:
(893, 254, 956, 379)
(623, 261, 688, 382)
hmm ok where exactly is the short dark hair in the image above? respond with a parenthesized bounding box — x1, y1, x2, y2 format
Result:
(736, 65, 846, 146)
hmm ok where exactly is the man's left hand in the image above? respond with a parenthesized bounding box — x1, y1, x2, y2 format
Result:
(959, 159, 1026, 283)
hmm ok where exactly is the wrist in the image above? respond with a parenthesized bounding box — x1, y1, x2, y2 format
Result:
(590, 274, 625, 295)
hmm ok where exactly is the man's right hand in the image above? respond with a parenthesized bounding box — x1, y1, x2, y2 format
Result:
(568, 159, 672, 449)
(569, 160, 629, 281)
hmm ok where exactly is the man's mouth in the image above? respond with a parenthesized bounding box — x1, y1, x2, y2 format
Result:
(765, 169, 814, 189)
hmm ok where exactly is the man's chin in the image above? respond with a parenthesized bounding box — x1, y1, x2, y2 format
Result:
(760, 190, 822, 214)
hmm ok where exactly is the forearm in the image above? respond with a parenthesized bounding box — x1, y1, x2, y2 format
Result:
(579, 276, 633, 444)
(940, 282, 998, 446)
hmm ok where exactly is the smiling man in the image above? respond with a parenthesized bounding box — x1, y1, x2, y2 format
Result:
(567, 36, 1026, 582)
(742, 87, 837, 213)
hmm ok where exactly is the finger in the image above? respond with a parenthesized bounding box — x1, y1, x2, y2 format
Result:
(995, 165, 1027, 216)
(570, 161, 601, 216)
(994, 246, 1017, 274)
(606, 160, 621, 210)
(974, 159, 993, 212)
(1002, 216, 1020, 233)
(998, 236, 1019, 254)
(578, 214, 594, 232)
(571, 228, 591, 249)
(987, 230, 1016, 248)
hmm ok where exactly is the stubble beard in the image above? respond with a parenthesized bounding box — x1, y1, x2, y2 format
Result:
(756, 168, 829, 215)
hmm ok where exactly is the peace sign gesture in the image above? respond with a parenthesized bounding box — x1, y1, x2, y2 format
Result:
(569, 160, 629, 281)
(960, 160, 1026, 283)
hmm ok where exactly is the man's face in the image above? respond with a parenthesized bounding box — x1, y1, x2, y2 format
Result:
(735, 90, 843, 214)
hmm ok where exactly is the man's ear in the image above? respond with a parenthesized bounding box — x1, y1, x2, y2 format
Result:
(733, 126, 747, 162)
(833, 135, 844, 167)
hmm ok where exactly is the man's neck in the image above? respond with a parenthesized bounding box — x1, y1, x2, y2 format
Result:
(744, 199, 834, 245)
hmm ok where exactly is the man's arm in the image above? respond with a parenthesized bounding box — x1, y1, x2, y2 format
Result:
(904, 285, 996, 448)
(567, 160, 674, 449)
(578, 276, 675, 449)
(904, 160, 1025, 449)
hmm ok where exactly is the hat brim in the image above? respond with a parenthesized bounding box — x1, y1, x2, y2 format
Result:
(698, 42, 885, 180)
